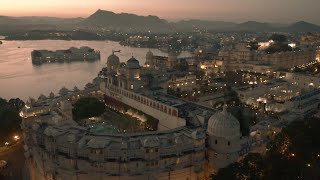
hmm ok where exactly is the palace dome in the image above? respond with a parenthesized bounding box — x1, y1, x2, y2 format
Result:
(127, 57, 140, 69)
(207, 106, 241, 139)
(107, 53, 120, 67)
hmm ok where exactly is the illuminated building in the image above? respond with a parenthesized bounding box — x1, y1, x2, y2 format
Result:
(21, 52, 254, 180)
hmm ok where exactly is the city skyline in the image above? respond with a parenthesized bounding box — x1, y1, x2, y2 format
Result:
(1, 0, 320, 24)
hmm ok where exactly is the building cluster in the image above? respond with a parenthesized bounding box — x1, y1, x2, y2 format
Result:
(21, 50, 264, 180)
(218, 42, 316, 73)
(31, 46, 100, 64)
(301, 33, 320, 62)
(21, 32, 320, 180)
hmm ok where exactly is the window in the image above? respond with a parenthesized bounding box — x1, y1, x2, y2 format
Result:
(172, 109, 178, 116)
(228, 141, 231, 146)
(91, 149, 103, 154)
(130, 84, 134, 90)
(215, 140, 218, 144)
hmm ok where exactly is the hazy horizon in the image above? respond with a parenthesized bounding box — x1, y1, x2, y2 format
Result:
(1, 0, 320, 24)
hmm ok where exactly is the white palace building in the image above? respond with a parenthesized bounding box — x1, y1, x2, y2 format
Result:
(21, 52, 252, 180)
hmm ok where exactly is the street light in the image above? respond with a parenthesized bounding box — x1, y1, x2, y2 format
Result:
(14, 135, 20, 141)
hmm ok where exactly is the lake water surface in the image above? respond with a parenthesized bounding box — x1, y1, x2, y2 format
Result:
(0, 40, 192, 100)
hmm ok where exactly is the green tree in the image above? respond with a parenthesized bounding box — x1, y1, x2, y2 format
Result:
(213, 117, 320, 180)
(0, 97, 24, 144)
(176, 59, 189, 72)
(73, 97, 106, 120)
(266, 34, 292, 54)
(269, 34, 288, 42)
(248, 41, 260, 51)
(213, 153, 265, 180)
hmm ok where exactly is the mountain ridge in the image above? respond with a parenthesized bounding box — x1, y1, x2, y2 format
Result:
(1, 9, 320, 33)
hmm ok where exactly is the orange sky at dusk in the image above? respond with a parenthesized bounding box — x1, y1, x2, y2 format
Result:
(1, 0, 320, 23)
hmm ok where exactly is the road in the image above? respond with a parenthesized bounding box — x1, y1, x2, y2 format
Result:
(0, 142, 27, 180)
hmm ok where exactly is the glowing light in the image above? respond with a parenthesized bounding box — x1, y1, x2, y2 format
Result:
(14, 135, 20, 141)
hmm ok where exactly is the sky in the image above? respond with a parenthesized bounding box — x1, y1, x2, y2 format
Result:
(1, 0, 320, 24)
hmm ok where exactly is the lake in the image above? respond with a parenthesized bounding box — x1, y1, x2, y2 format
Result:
(0, 40, 191, 100)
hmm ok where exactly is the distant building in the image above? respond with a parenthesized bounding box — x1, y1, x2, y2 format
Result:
(219, 43, 317, 71)
(31, 46, 100, 64)
(144, 51, 178, 70)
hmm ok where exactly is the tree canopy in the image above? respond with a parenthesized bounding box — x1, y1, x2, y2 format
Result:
(269, 34, 288, 42)
(72, 97, 106, 120)
(248, 41, 260, 51)
(176, 59, 189, 72)
(265, 34, 292, 54)
(212, 117, 320, 180)
(0, 97, 24, 143)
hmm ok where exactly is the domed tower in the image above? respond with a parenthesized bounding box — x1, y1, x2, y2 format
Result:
(207, 105, 241, 170)
(107, 51, 120, 73)
(124, 56, 141, 90)
(145, 50, 154, 67)
(127, 56, 140, 70)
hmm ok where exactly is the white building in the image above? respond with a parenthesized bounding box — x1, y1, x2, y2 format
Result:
(21, 52, 256, 180)
(207, 106, 246, 170)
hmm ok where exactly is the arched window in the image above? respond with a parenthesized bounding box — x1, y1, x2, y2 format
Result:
(215, 140, 218, 144)
(228, 141, 231, 146)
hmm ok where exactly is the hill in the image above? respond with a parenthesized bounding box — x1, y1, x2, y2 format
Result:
(0, 16, 83, 33)
(79, 9, 171, 33)
(173, 19, 236, 31)
(284, 21, 320, 32)
(233, 21, 275, 32)
(1, 10, 320, 34)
